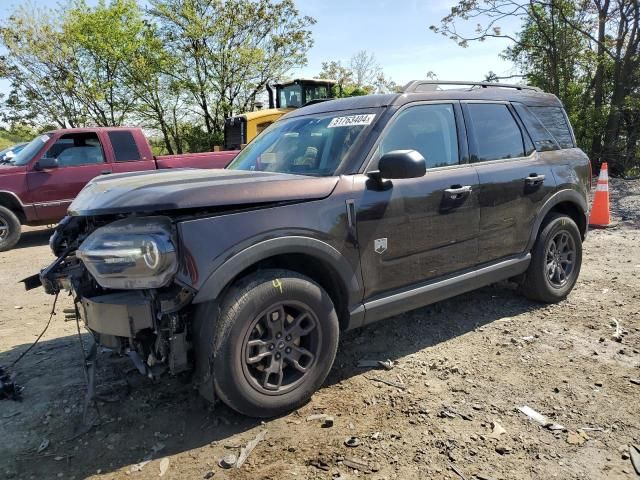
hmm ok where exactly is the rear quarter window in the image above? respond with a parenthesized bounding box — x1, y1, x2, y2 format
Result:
(108, 131, 141, 162)
(528, 106, 575, 149)
(512, 103, 560, 152)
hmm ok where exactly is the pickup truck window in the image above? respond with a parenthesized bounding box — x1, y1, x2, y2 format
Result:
(109, 131, 141, 162)
(9, 135, 50, 166)
(43, 132, 106, 167)
(227, 110, 378, 176)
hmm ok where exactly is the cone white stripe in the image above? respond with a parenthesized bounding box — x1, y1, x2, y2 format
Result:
(599, 170, 608, 181)
(595, 183, 608, 192)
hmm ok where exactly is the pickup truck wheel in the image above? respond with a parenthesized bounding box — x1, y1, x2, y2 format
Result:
(0, 206, 21, 252)
(212, 269, 339, 418)
(522, 213, 582, 303)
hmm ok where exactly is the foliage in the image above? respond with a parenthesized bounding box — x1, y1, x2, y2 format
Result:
(149, 0, 315, 144)
(0, 0, 316, 153)
(317, 50, 396, 97)
(431, 0, 640, 175)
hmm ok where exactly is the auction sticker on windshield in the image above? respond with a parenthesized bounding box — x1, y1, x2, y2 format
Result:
(328, 114, 376, 128)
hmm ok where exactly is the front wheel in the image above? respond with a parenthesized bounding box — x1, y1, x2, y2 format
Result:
(0, 206, 21, 252)
(522, 213, 582, 303)
(211, 269, 339, 417)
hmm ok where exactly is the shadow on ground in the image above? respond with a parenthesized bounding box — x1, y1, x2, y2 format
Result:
(12, 227, 54, 250)
(0, 282, 542, 478)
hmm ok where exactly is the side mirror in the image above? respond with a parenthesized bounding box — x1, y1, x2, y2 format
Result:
(4, 151, 15, 160)
(35, 157, 59, 170)
(369, 149, 426, 180)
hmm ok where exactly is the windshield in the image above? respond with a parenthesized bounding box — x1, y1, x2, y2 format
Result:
(227, 110, 378, 176)
(9, 135, 50, 166)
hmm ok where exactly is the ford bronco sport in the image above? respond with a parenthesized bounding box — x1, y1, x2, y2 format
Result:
(28, 81, 590, 417)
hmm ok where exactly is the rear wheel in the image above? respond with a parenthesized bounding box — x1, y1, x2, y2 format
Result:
(0, 206, 21, 252)
(522, 213, 582, 303)
(211, 269, 339, 417)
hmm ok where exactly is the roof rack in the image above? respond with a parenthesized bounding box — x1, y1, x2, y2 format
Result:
(402, 80, 541, 93)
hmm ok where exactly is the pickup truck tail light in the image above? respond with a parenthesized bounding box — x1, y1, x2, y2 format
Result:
(77, 217, 177, 290)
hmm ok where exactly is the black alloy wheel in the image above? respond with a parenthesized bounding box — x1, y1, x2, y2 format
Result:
(242, 301, 321, 395)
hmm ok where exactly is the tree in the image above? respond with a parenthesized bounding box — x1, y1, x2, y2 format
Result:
(350, 50, 380, 88)
(431, 0, 640, 175)
(318, 50, 396, 96)
(0, 6, 88, 127)
(149, 0, 315, 145)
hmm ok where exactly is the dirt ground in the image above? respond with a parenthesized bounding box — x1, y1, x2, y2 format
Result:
(1, 179, 639, 480)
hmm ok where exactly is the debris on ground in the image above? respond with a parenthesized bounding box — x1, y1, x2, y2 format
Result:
(611, 318, 623, 342)
(129, 460, 151, 473)
(630, 445, 640, 475)
(159, 457, 170, 477)
(218, 453, 237, 469)
(308, 458, 330, 471)
(357, 359, 394, 370)
(450, 463, 468, 480)
(321, 416, 334, 428)
(364, 375, 407, 390)
(36, 438, 49, 453)
(344, 436, 361, 447)
(0, 366, 22, 401)
(630, 378, 640, 386)
(342, 457, 378, 473)
(488, 421, 507, 439)
(518, 405, 564, 430)
(566, 430, 589, 445)
(235, 429, 267, 468)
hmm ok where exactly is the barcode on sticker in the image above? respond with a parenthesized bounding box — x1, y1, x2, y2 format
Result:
(328, 114, 376, 128)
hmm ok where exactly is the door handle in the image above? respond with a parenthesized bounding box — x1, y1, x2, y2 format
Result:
(525, 173, 545, 185)
(444, 185, 472, 199)
(101, 169, 112, 175)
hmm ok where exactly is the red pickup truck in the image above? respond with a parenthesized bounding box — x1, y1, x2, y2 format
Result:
(0, 127, 237, 251)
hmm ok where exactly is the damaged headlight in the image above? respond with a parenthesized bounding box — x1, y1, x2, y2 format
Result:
(77, 217, 178, 289)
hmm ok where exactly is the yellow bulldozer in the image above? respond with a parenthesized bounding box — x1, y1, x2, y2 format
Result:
(223, 78, 336, 150)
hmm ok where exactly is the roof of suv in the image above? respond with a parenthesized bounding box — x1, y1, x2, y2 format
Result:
(287, 81, 562, 118)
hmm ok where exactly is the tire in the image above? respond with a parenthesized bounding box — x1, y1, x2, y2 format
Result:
(0, 206, 21, 252)
(211, 269, 339, 417)
(522, 213, 582, 303)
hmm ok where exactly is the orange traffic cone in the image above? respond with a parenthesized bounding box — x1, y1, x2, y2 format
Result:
(589, 162, 610, 227)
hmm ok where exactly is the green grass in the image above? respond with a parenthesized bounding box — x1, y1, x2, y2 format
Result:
(0, 130, 29, 150)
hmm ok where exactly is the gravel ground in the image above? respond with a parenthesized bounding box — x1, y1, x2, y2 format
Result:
(1, 178, 639, 480)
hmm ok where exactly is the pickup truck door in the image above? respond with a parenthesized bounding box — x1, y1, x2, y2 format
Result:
(461, 102, 557, 263)
(107, 130, 157, 173)
(355, 102, 480, 301)
(26, 131, 112, 222)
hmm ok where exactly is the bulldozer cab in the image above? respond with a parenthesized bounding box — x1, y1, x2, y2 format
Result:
(224, 78, 336, 151)
(272, 78, 336, 109)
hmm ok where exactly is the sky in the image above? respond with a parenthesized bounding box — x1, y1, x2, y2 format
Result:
(0, 0, 524, 98)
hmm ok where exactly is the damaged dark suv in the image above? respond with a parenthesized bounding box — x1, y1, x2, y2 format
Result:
(29, 81, 591, 417)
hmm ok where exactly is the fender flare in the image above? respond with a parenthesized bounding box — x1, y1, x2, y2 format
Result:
(526, 188, 588, 251)
(192, 235, 362, 306)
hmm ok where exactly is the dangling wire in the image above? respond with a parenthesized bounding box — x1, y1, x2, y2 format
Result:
(10, 292, 59, 367)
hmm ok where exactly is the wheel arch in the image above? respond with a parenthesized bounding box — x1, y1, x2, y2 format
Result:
(0, 191, 25, 223)
(192, 236, 362, 331)
(527, 189, 588, 252)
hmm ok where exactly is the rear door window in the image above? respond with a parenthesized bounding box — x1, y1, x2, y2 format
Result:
(465, 103, 525, 161)
(528, 106, 575, 149)
(108, 131, 141, 162)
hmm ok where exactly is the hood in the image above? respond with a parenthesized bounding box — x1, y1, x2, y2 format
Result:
(68, 168, 339, 216)
(0, 163, 25, 175)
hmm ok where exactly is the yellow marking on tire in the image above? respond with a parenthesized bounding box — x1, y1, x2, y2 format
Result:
(272, 279, 283, 294)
